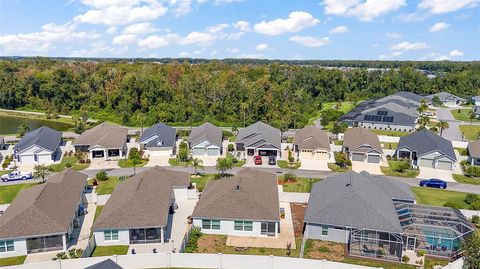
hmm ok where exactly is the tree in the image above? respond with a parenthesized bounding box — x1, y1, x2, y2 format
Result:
(177, 142, 189, 162)
(240, 102, 248, 128)
(436, 121, 449, 136)
(216, 155, 234, 177)
(470, 110, 477, 125)
(95, 170, 108, 181)
(130, 152, 142, 175)
(331, 122, 348, 134)
(417, 99, 428, 114)
(417, 115, 430, 128)
(431, 96, 443, 107)
(191, 158, 203, 176)
(137, 112, 146, 134)
(462, 231, 480, 268)
(33, 164, 51, 183)
(18, 122, 30, 137)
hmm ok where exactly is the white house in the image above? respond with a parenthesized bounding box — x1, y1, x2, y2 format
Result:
(139, 123, 176, 157)
(13, 126, 62, 164)
(188, 122, 223, 157)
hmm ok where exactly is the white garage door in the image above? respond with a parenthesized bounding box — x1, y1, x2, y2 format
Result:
(314, 151, 328, 160)
(418, 158, 434, 168)
(37, 154, 53, 163)
(299, 150, 313, 159)
(351, 153, 364, 162)
(149, 150, 172, 157)
(436, 160, 452, 170)
(19, 155, 35, 164)
(192, 148, 205, 156)
(367, 155, 380, 163)
(207, 148, 219, 156)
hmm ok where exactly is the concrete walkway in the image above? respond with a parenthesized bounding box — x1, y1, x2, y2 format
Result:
(70, 203, 96, 250)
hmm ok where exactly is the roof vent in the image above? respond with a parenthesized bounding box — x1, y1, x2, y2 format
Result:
(157, 140, 163, 146)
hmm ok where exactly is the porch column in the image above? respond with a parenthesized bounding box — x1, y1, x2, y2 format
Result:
(62, 234, 67, 251)
(275, 223, 278, 238)
(161, 227, 164, 243)
(472, 158, 474, 166)
(104, 149, 107, 160)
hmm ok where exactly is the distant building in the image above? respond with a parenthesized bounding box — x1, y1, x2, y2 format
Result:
(472, 96, 480, 106)
(13, 126, 62, 164)
(426, 92, 466, 107)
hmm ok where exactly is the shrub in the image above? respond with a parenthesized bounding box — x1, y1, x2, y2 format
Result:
(227, 144, 234, 152)
(402, 255, 410, 263)
(128, 147, 141, 160)
(393, 161, 410, 173)
(471, 215, 480, 227)
(417, 250, 427, 257)
(184, 227, 202, 253)
(444, 201, 463, 209)
(95, 170, 108, 181)
(465, 193, 480, 205)
(465, 166, 480, 177)
(283, 172, 297, 181)
(470, 201, 480, 210)
(288, 149, 294, 163)
(334, 152, 351, 167)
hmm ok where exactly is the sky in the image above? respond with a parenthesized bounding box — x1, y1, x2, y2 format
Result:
(0, 0, 479, 60)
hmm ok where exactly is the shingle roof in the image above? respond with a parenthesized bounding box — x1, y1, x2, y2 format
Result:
(304, 171, 415, 233)
(343, 128, 383, 153)
(139, 122, 176, 148)
(426, 92, 466, 102)
(13, 126, 62, 153)
(236, 121, 281, 150)
(397, 129, 456, 161)
(93, 166, 190, 230)
(189, 122, 222, 148)
(85, 259, 123, 269)
(73, 123, 127, 149)
(192, 168, 279, 222)
(377, 91, 423, 103)
(0, 170, 87, 239)
(468, 139, 480, 158)
(293, 126, 330, 151)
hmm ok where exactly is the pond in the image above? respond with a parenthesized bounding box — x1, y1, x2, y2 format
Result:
(0, 115, 74, 135)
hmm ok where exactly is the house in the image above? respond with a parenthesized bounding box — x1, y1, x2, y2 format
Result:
(92, 166, 190, 246)
(0, 136, 6, 150)
(426, 92, 466, 107)
(467, 139, 480, 166)
(293, 126, 331, 160)
(13, 126, 62, 164)
(471, 96, 480, 106)
(73, 123, 128, 160)
(188, 122, 222, 157)
(236, 121, 281, 157)
(86, 259, 123, 269)
(396, 129, 456, 170)
(192, 169, 280, 238)
(304, 171, 473, 261)
(139, 123, 176, 157)
(342, 128, 383, 164)
(0, 170, 87, 258)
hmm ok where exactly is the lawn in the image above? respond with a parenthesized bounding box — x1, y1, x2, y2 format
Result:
(277, 160, 301, 169)
(49, 156, 89, 172)
(452, 174, 480, 185)
(169, 158, 191, 166)
(328, 163, 351, 172)
(94, 176, 123, 195)
(307, 101, 358, 125)
(91, 246, 129, 257)
(451, 109, 478, 122)
(94, 205, 104, 222)
(0, 183, 38, 204)
(371, 130, 410, 137)
(455, 148, 468, 156)
(279, 177, 320, 193)
(191, 174, 215, 192)
(228, 136, 236, 142)
(0, 256, 27, 267)
(118, 159, 148, 168)
(459, 125, 480, 141)
(233, 159, 246, 167)
(380, 161, 419, 178)
(411, 187, 470, 209)
(0, 170, 12, 176)
(423, 257, 449, 269)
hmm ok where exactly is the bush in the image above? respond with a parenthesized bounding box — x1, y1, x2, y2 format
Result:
(444, 201, 463, 209)
(465, 166, 480, 177)
(227, 144, 234, 152)
(402, 255, 410, 263)
(465, 193, 480, 205)
(288, 149, 294, 163)
(470, 201, 480, 210)
(128, 147, 141, 160)
(222, 130, 234, 139)
(393, 161, 410, 173)
(471, 215, 480, 227)
(184, 227, 202, 253)
(334, 152, 351, 167)
(95, 170, 108, 181)
(283, 172, 297, 181)
(417, 250, 427, 257)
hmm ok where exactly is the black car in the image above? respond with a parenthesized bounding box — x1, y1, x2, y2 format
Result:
(268, 156, 276, 165)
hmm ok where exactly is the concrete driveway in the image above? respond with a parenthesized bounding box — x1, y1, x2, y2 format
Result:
(436, 108, 463, 141)
(86, 159, 120, 170)
(299, 158, 330, 171)
(244, 156, 279, 168)
(145, 156, 170, 167)
(351, 161, 383, 175)
(416, 167, 454, 182)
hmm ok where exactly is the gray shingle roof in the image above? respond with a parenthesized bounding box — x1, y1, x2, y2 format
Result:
(236, 121, 281, 150)
(192, 168, 279, 222)
(343, 128, 383, 154)
(426, 92, 466, 102)
(13, 126, 62, 153)
(0, 170, 87, 239)
(85, 259, 123, 269)
(293, 126, 330, 151)
(304, 171, 415, 233)
(189, 122, 222, 148)
(139, 123, 176, 148)
(73, 123, 128, 149)
(397, 129, 456, 161)
(468, 139, 480, 158)
(377, 91, 423, 103)
(93, 166, 190, 230)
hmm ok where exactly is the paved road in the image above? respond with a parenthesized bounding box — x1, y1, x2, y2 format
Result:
(436, 108, 464, 141)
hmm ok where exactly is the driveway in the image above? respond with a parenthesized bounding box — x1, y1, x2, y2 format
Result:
(244, 156, 279, 168)
(86, 159, 120, 170)
(145, 156, 170, 167)
(416, 167, 454, 182)
(299, 158, 330, 171)
(436, 108, 463, 141)
(351, 161, 383, 175)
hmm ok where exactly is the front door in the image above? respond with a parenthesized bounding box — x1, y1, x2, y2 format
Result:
(407, 237, 416, 251)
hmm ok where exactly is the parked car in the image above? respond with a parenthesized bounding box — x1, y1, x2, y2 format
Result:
(268, 156, 276, 165)
(419, 178, 447, 189)
(254, 156, 262, 165)
(1, 171, 33, 182)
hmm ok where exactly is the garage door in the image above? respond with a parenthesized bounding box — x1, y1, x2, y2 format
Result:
(207, 148, 219, 156)
(367, 155, 380, 163)
(351, 153, 364, 162)
(436, 160, 452, 170)
(314, 151, 328, 160)
(20, 155, 35, 164)
(148, 150, 171, 157)
(299, 151, 313, 160)
(37, 154, 53, 163)
(418, 158, 434, 168)
(192, 148, 205, 156)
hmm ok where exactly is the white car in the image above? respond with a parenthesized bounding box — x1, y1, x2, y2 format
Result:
(1, 171, 33, 182)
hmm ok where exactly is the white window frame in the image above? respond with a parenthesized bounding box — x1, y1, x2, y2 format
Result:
(321, 225, 329, 237)
(234, 220, 253, 231)
(201, 219, 220, 230)
(0, 240, 14, 253)
(104, 230, 119, 241)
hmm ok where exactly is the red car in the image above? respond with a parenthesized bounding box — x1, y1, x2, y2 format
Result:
(254, 156, 262, 165)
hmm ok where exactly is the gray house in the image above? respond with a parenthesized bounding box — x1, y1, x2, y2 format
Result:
(236, 121, 281, 157)
(188, 122, 222, 157)
(139, 123, 176, 157)
(426, 92, 466, 107)
(396, 129, 456, 170)
(343, 128, 383, 163)
(304, 171, 473, 261)
(13, 126, 62, 164)
(467, 139, 480, 166)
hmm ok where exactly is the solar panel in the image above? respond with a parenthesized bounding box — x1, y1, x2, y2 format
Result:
(382, 116, 394, 122)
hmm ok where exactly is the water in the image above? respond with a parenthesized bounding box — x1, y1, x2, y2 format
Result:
(0, 115, 74, 135)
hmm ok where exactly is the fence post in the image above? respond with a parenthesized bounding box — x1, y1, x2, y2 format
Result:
(114, 254, 118, 264)
(322, 259, 326, 269)
(58, 259, 62, 269)
(218, 253, 222, 269)
(269, 255, 274, 269)
(168, 252, 171, 268)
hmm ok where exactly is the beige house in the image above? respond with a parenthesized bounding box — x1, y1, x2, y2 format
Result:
(293, 126, 331, 160)
(343, 128, 383, 164)
(73, 123, 128, 160)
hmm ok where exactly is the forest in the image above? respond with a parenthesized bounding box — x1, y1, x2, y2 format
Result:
(0, 58, 479, 129)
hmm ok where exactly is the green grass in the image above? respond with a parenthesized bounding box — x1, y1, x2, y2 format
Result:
(451, 109, 478, 122)
(233, 160, 246, 167)
(228, 136, 236, 142)
(452, 174, 480, 185)
(279, 177, 321, 193)
(48, 156, 89, 172)
(382, 142, 398, 150)
(371, 129, 410, 137)
(380, 161, 419, 178)
(94, 176, 123, 195)
(328, 163, 351, 172)
(455, 148, 468, 156)
(277, 160, 301, 169)
(91, 246, 129, 257)
(118, 159, 148, 168)
(307, 101, 358, 125)
(333, 139, 343, 145)
(424, 257, 449, 269)
(412, 187, 470, 209)
(459, 125, 480, 141)
(0, 183, 38, 204)
(169, 158, 191, 166)
(191, 174, 215, 192)
(0, 170, 12, 176)
(94, 205, 104, 222)
(0, 256, 27, 266)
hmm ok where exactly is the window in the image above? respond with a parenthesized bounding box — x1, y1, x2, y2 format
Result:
(234, 221, 253, 231)
(321, 225, 329, 236)
(202, 219, 220, 230)
(0, 240, 14, 252)
(377, 111, 388, 116)
(104, 230, 119, 241)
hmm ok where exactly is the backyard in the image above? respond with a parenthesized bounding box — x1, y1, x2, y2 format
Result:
(190, 174, 215, 192)
(371, 130, 410, 137)
(0, 182, 38, 204)
(380, 160, 419, 178)
(452, 174, 480, 185)
(278, 176, 320, 192)
(451, 109, 478, 122)
(459, 125, 480, 141)
(411, 187, 470, 209)
(91, 246, 129, 257)
(89, 176, 123, 195)
(307, 101, 357, 125)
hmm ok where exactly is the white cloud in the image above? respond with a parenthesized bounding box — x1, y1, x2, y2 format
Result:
(214, 0, 243, 4)
(429, 22, 450, 32)
(226, 47, 240, 53)
(123, 22, 158, 34)
(449, 49, 463, 57)
(329, 25, 349, 33)
(207, 23, 229, 33)
(419, 52, 454, 61)
(255, 43, 269, 50)
(179, 31, 216, 46)
(323, 0, 406, 21)
(225, 32, 244, 40)
(178, 51, 189, 57)
(112, 34, 137, 45)
(289, 35, 330, 47)
(137, 33, 179, 49)
(386, 32, 402, 39)
(106, 26, 117, 34)
(418, 0, 480, 14)
(254, 11, 319, 36)
(389, 41, 428, 51)
(233, 20, 250, 31)
(240, 53, 263, 58)
(379, 50, 403, 59)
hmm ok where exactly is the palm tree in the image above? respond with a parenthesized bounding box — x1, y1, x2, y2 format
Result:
(191, 158, 203, 176)
(436, 121, 449, 136)
(418, 115, 430, 128)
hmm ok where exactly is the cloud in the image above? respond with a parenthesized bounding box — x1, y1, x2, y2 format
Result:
(123, 22, 158, 34)
(254, 11, 319, 36)
(289, 35, 330, 47)
(429, 22, 450, 32)
(214, 0, 243, 4)
(419, 50, 462, 61)
(112, 34, 137, 45)
(137, 33, 179, 49)
(225, 32, 244, 40)
(106, 26, 117, 34)
(386, 32, 402, 39)
(389, 41, 428, 51)
(179, 31, 216, 45)
(255, 43, 269, 50)
(207, 23, 229, 33)
(329, 25, 348, 33)
(178, 51, 189, 57)
(380, 51, 403, 59)
(240, 53, 263, 58)
(233, 20, 250, 31)
(449, 49, 463, 57)
(323, 0, 406, 21)
(418, 0, 480, 14)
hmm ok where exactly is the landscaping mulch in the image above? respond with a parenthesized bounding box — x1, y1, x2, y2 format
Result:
(290, 203, 307, 237)
(304, 240, 345, 262)
(197, 234, 227, 253)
